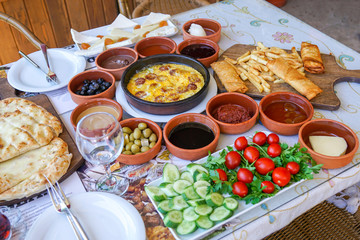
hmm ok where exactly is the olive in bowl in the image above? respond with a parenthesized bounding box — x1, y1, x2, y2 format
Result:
(117, 118, 162, 165)
(68, 70, 116, 105)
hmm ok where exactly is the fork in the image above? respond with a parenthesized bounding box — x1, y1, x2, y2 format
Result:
(40, 44, 59, 84)
(44, 176, 89, 240)
(18, 51, 58, 85)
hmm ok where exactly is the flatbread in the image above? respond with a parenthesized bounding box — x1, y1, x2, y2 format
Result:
(0, 137, 71, 200)
(0, 98, 62, 136)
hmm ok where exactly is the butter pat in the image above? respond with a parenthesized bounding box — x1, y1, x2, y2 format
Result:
(309, 136, 348, 156)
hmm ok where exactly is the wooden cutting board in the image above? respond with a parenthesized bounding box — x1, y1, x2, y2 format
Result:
(0, 77, 83, 206)
(214, 44, 360, 110)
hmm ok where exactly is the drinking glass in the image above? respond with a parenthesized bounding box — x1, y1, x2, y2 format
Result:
(76, 112, 128, 194)
(0, 206, 23, 240)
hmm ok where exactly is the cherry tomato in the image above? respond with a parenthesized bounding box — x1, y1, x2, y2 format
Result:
(243, 146, 260, 163)
(261, 181, 275, 193)
(253, 132, 267, 146)
(234, 136, 248, 151)
(267, 143, 282, 158)
(232, 182, 248, 197)
(225, 151, 241, 169)
(237, 168, 254, 183)
(286, 162, 300, 175)
(254, 158, 275, 175)
(272, 167, 291, 187)
(216, 169, 228, 181)
(267, 133, 280, 145)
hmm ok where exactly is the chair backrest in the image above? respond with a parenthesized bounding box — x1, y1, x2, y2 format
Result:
(132, 0, 210, 18)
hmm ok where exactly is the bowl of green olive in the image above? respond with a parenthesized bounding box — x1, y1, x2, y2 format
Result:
(117, 118, 162, 165)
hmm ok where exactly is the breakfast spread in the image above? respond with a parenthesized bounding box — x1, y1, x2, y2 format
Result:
(0, 98, 71, 201)
(127, 63, 205, 103)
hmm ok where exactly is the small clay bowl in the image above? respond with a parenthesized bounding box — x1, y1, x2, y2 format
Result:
(182, 18, 222, 43)
(259, 92, 314, 135)
(68, 70, 116, 105)
(206, 92, 259, 134)
(95, 47, 138, 80)
(117, 118, 162, 165)
(163, 113, 220, 161)
(135, 36, 177, 58)
(70, 98, 123, 131)
(298, 119, 359, 169)
(176, 38, 219, 68)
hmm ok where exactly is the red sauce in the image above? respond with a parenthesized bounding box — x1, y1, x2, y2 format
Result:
(212, 104, 251, 124)
(140, 45, 172, 56)
(101, 55, 134, 69)
(180, 44, 215, 59)
(263, 101, 307, 124)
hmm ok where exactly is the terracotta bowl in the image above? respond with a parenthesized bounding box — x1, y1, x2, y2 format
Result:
(182, 18, 222, 43)
(121, 54, 210, 115)
(117, 118, 162, 165)
(259, 92, 314, 135)
(298, 119, 359, 169)
(68, 70, 116, 105)
(176, 38, 219, 68)
(135, 36, 177, 58)
(206, 92, 259, 134)
(95, 47, 138, 80)
(163, 113, 220, 161)
(70, 98, 123, 131)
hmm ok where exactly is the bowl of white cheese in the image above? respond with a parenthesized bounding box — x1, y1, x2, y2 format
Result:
(298, 119, 359, 169)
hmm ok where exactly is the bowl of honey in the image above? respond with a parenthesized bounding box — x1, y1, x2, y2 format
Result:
(134, 37, 177, 58)
(259, 92, 314, 135)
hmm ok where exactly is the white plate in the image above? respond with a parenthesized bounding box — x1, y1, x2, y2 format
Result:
(115, 74, 218, 122)
(25, 192, 146, 240)
(8, 49, 86, 93)
(147, 141, 304, 240)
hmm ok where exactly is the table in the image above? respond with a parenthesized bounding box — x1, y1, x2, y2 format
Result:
(2, 0, 360, 239)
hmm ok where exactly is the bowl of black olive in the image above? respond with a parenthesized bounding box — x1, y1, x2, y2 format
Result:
(68, 69, 116, 105)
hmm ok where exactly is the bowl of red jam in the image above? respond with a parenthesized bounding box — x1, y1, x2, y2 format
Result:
(259, 92, 314, 135)
(206, 92, 259, 134)
(95, 47, 138, 80)
(177, 38, 219, 67)
(135, 36, 177, 58)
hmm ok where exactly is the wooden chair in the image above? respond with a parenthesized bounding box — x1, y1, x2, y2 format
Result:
(131, 0, 211, 18)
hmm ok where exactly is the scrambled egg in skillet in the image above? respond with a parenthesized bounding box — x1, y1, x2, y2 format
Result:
(127, 63, 204, 103)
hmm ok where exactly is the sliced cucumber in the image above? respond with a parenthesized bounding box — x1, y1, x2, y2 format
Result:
(144, 186, 166, 202)
(193, 180, 210, 189)
(209, 206, 233, 222)
(205, 192, 224, 207)
(195, 186, 209, 199)
(173, 179, 192, 194)
(183, 207, 200, 221)
(180, 171, 194, 184)
(176, 220, 197, 235)
(194, 204, 213, 216)
(169, 195, 189, 210)
(182, 186, 200, 200)
(158, 199, 172, 214)
(159, 182, 178, 197)
(164, 210, 183, 228)
(193, 170, 208, 182)
(195, 215, 214, 229)
(187, 163, 209, 175)
(163, 163, 180, 183)
(187, 199, 206, 207)
(223, 197, 239, 211)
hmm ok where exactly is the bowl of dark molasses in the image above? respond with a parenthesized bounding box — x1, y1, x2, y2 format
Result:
(163, 113, 220, 160)
(95, 47, 138, 80)
(176, 38, 219, 67)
